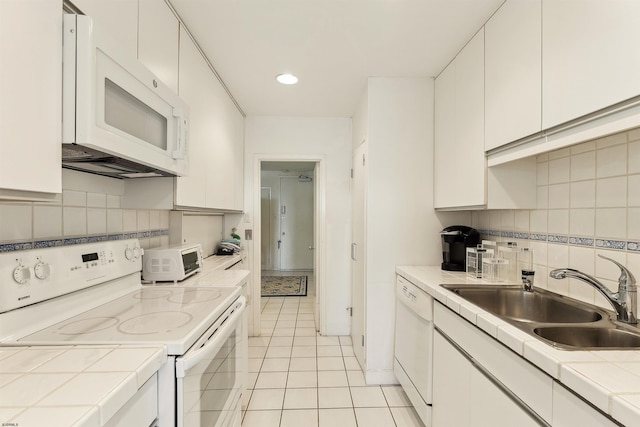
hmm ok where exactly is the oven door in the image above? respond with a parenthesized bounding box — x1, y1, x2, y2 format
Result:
(175, 296, 246, 427)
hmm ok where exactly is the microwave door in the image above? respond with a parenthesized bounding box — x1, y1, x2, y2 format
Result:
(63, 14, 189, 177)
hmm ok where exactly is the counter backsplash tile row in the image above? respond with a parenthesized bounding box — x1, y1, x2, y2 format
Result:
(0, 170, 171, 251)
(471, 126, 640, 310)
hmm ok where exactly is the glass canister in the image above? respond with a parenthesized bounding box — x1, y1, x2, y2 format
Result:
(466, 246, 493, 278)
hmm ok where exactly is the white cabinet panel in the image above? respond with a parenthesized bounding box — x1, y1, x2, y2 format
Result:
(176, 29, 208, 208)
(0, 0, 61, 198)
(434, 330, 540, 427)
(138, 0, 179, 93)
(552, 382, 618, 427)
(433, 331, 471, 427)
(485, 0, 541, 151)
(434, 29, 485, 209)
(69, 0, 138, 59)
(542, 0, 640, 129)
(176, 28, 244, 210)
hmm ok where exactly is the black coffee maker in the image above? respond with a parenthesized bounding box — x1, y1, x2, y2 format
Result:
(440, 226, 480, 271)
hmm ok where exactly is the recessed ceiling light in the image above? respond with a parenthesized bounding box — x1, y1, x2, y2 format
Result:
(276, 73, 298, 85)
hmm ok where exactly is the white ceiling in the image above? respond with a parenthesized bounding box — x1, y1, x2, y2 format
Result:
(169, 0, 504, 117)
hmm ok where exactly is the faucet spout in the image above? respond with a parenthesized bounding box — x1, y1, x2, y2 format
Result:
(549, 255, 637, 324)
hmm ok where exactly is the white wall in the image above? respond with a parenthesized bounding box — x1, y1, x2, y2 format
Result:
(242, 117, 353, 335)
(353, 77, 472, 383)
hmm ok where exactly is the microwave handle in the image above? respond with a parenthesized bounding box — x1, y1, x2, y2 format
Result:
(175, 296, 245, 377)
(172, 107, 188, 160)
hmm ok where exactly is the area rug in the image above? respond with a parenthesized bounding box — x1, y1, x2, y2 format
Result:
(261, 275, 308, 297)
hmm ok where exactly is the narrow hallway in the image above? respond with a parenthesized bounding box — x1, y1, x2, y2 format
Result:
(241, 273, 424, 427)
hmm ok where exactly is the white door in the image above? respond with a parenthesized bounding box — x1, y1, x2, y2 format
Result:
(351, 141, 367, 369)
(260, 188, 271, 270)
(279, 176, 314, 270)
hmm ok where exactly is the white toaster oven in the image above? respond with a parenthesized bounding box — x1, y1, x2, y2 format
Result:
(142, 243, 203, 283)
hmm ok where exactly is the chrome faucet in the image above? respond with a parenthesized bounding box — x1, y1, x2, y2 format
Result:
(549, 255, 637, 324)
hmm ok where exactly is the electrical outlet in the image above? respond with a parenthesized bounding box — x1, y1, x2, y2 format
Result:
(245, 229, 253, 240)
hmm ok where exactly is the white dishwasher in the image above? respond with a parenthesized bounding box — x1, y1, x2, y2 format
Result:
(394, 274, 433, 426)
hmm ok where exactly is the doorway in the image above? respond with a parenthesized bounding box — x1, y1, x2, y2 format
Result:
(258, 160, 320, 333)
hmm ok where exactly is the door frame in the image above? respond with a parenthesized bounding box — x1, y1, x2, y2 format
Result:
(252, 154, 327, 334)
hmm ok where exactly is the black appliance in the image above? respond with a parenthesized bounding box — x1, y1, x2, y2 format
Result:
(440, 226, 480, 271)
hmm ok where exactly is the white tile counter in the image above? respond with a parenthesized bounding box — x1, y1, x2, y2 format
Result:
(0, 345, 167, 427)
(397, 265, 640, 426)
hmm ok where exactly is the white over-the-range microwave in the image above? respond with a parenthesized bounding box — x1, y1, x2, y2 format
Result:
(142, 243, 203, 283)
(62, 14, 189, 179)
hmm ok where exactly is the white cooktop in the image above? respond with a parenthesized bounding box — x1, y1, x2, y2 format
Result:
(18, 285, 240, 355)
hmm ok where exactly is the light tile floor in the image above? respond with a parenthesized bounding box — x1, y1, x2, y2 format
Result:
(241, 273, 425, 427)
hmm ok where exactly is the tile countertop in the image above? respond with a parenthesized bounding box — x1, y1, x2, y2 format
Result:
(0, 345, 167, 427)
(397, 265, 640, 427)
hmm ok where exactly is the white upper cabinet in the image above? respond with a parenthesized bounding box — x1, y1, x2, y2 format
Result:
(176, 28, 244, 211)
(69, 0, 139, 59)
(542, 0, 640, 129)
(138, 0, 179, 93)
(0, 0, 61, 199)
(434, 29, 485, 209)
(485, 0, 541, 151)
(176, 29, 210, 208)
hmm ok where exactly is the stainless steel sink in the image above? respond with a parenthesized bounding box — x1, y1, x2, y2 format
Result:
(441, 285, 604, 323)
(440, 284, 640, 350)
(534, 326, 640, 350)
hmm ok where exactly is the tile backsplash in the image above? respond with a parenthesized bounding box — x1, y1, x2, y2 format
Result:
(0, 170, 169, 251)
(472, 126, 640, 310)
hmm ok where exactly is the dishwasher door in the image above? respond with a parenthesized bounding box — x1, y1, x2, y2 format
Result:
(393, 274, 433, 425)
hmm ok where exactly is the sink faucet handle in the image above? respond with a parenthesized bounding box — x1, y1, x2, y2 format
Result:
(598, 254, 636, 289)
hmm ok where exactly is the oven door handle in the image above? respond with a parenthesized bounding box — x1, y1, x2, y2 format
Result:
(175, 296, 245, 378)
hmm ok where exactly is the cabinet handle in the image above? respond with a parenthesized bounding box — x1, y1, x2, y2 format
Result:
(351, 243, 357, 261)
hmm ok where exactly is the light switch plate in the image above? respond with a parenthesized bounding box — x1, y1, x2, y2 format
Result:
(245, 229, 253, 240)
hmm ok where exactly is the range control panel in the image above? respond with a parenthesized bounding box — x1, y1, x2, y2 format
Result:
(0, 239, 142, 314)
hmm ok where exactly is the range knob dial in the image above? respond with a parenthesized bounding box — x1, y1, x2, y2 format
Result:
(13, 265, 32, 284)
(125, 247, 134, 260)
(34, 261, 51, 280)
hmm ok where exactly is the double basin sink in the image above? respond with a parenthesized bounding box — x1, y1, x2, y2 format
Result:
(441, 284, 640, 350)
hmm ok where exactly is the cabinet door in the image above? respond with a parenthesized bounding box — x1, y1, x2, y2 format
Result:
(469, 367, 540, 427)
(138, 0, 179, 93)
(485, 0, 541, 151)
(175, 28, 208, 208)
(69, 0, 138, 59)
(433, 331, 471, 427)
(434, 331, 541, 427)
(176, 27, 244, 210)
(542, 0, 640, 129)
(552, 383, 618, 427)
(434, 29, 485, 209)
(0, 0, 61, 197)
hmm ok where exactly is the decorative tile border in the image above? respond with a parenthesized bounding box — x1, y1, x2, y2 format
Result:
(569, 237, 595, 247)
(529, 233, 548, 242)
(548, 235, 569, 244)
(596, 239, 627, 250)
(628, 242, 640, 252)
(478, 229, 632, 252)
(0, 229, 169, 253)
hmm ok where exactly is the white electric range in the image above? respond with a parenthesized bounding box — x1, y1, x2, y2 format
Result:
(0, 239, 245, 427)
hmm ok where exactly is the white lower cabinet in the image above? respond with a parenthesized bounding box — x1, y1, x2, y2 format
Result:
(433, 301, 622, 427)
(552, 383, 618, 427)
(433, 331, 540, 427)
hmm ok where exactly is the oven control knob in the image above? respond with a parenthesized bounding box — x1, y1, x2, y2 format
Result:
(125, 247, 134, 260)
(133, 247, 142, 260)
(13, 265, 31, 284)
(34, 262, 51, 280)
